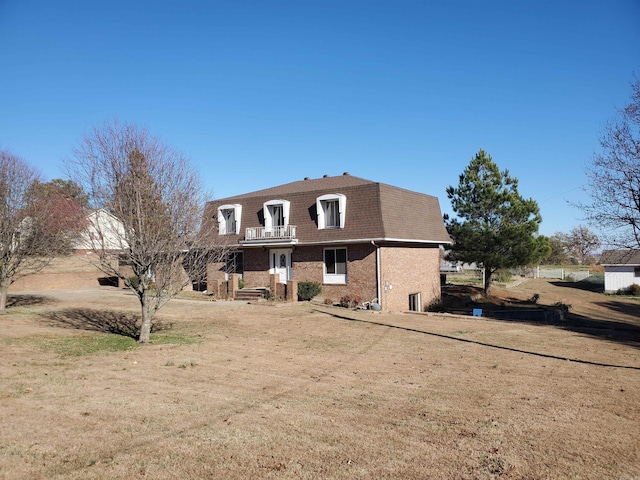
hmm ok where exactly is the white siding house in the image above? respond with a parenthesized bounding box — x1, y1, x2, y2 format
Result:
(600, 250, 640, 293)
(73, 209, 128, 252)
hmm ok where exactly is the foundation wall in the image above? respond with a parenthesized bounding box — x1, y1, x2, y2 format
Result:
(379, 245, 441, 312)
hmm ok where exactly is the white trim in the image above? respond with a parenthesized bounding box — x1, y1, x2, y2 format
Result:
(263, 199, 290, 231)
(239, 239, 298, 247)
(323, 247, 348, 284)
(270, 248, 292, 283)
(298, 237, 450, 246)
(316, 193, 346, 229)
(217, 204, 242, 235)
(408, 292, 421, 312)
(238, 237, 448, 248)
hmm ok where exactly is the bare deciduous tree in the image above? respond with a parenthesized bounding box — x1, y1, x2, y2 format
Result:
(67, 121, 226, 343)
(582, 77, 640, 249)
(566, 225, 600, 265)
(0, 151, 84, 313)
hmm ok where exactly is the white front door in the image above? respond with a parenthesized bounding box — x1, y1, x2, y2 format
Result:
(270, 248, 292, 283)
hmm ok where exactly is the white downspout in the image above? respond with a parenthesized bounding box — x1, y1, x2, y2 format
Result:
(371, 241, 381, 305)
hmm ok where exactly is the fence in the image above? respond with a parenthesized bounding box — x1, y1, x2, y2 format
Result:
(521, 267, 590, 281)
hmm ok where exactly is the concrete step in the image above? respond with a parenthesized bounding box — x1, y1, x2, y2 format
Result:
(234, 288, 267, 301)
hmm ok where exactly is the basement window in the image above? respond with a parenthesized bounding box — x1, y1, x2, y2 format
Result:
(408, 293, 421, 312)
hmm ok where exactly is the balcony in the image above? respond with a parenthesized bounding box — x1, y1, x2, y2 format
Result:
(241, 225, 298, 245)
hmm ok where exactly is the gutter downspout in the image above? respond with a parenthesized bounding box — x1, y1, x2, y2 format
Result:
(371, 240, 381, 306)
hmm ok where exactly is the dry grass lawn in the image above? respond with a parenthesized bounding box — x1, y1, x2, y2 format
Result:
(1, 279, 639, 479)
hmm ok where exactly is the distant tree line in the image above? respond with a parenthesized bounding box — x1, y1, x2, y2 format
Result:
(542, 226, 600, 265)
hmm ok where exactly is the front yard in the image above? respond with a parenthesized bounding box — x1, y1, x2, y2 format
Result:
(1, 280, 638, 479)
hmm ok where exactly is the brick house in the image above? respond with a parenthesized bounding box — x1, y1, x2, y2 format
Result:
(201, 173, 451, 312)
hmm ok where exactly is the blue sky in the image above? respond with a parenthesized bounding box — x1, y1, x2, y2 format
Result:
(1, 0, 639, 237)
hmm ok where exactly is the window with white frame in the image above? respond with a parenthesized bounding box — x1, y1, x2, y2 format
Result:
(325, 199, 339, 227)
(263, 199, 290, 232)
(316, 193, 346, 229)
(217, 204, 242, 235)
(324, 247, 347, 284)
(409, 293, 421, 312)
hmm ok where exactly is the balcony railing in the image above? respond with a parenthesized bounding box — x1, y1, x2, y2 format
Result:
(242, 225, 297, 243)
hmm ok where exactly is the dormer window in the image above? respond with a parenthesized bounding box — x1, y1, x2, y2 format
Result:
(263, 199, 290, 233)
(317, 194, 346, 229)
(217, 204, 242, 235)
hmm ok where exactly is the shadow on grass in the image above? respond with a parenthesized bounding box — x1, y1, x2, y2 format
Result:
(316, 308, 640, 370)
(7, 294, 55, 308)
(440, 283, 640, 349)
(535, 283, 640, 347)
(560, 310, 640, 348)
(550, 279, 604, 293)
(41, 308, 171, 339)
(472, 304, 640, 349)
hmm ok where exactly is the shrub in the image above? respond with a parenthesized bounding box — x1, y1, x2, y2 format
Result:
(428, 297, 444, 312)
(297, 281, 322, 301)
(627, 284, 640, 296)
(339, 294, 362, 309)
(238, 277, 245, 289)
(324, 298, 333, 305)
(125, 276, 139, 289)
(427, 295, 462, 312)
(494, 269, 512, 283)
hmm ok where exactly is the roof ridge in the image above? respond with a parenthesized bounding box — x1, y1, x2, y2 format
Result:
(211, 174, 377, 201)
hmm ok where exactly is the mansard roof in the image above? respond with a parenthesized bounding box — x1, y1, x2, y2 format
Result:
(217, 173, 375, 200)
(202, 173, 451, 245)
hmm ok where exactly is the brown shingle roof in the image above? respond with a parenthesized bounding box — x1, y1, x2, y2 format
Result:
(378, 183, 450, 242)
(216, 174, 375, 200)
(600, 249, 640, 265)
(202, 174, 451, 245)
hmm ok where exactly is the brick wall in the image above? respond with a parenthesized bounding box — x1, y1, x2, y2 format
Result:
(242, 248, 271, 288)
(10, 271, 111, 291)
(378, 245, 441, 312)
(215, 243, 440, 311)
(206, 261, 223, 293)
(292, 243, 377, 305)
(207, 249, 271, 291)
(9, 254, 118, 292)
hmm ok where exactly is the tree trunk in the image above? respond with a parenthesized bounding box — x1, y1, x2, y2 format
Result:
(138, 293, 153, 343)
(0, 282, 8, 314)
(483, 268, 492, 296)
